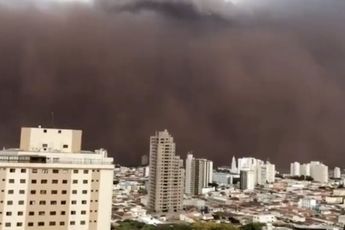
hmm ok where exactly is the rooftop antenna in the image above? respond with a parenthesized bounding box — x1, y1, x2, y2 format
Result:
(51, 112, 55, 128)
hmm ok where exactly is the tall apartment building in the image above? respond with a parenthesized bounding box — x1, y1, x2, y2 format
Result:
(290, 162, 301, 177)
(300, 163, 311, 176)
(148, 130, 184, 213)
(257, 161, 275, 185)
(185, 154, 213, 195)
(310, 161, 328, 183)
(240, 169, 255, 191)
(334, 167, 341, 179)
(0, 127, 114, 230)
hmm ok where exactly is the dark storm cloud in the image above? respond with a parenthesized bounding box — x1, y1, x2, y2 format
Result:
(0, 0, 345, 168)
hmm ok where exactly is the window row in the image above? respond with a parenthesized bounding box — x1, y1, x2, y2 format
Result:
(1, 220, 89, 227)
(30, 189, 89, 195)
(8, 168, 98, 174)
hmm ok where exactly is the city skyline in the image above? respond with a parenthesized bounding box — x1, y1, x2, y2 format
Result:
(1, 0, 345, 168)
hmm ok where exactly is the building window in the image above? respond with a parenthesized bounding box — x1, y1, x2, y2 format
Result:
(51, 190, 58, 194)
(20, 168, 26, 173)
(71, 200, 77, 205)
(52, 169, 59, 174)
(18, 211, 23, 216)
(81, 210, 86, 215)
(28, 222, 34, 226)
(31, 180, 37, 184)
(73, 170, 78, 174)
(63, 144, 68, 148)
(30, 190, 36, 194)
(80, 220, 86, 225)
(71, 211, 76, 215)
(32, 169, 38, 173)
(43, 129, 47, 133)
(5, 223, 11, 227)
(72, 180, 78, 184)
(29, 212, 34, 216)
(38, 222, 44, 226)
(17, 222, 23, 227)
(60, 222, 65, 226)
(29, 201, 35, 205)
(39, 201, 46, 205)
(62, 180, 68, 184)
(20, 179, 26, 183)
(81, 200, 87, 204)
(50, 201, 57, 205)
(9, 168, 15, 173)
(41, 179, 47, 184)
(83, 170, 89, 174)
(18, 200, 24, 205)
(49, 221, 56, 226)
(62, 190, 67, 194)
(7, 201, 13, 205)
(72, 190, 77, 194)
(6, 212, 11, 216)
(8, 190, 14, 194)
(70, 221, 75, 225)
(82, 190, 87, 194)
(50, 211, 56, 215)
(61, 201, 66, 205)
(83, 180, 88, 184)
(9, 179, 14, 183)
(38, 211, 45, 216)
(61, 211, 66, 215)
(40, 190, 47, 194)
(19, 190, 25, 194)
(52, 180, 58, 184)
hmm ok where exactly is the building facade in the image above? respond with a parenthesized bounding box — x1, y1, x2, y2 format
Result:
(0, 127, 114, 230)
(185, 154, 213, 195)
(240, 169, 255, 191)
(148, 130, 184, 213)
(290, 162, 301, 177)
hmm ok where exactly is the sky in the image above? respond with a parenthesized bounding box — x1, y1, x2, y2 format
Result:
(0, 0, 345, 168)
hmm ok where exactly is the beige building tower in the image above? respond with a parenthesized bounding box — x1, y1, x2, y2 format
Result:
(148, 130, 184, 213)
(0, 127, 114, 230)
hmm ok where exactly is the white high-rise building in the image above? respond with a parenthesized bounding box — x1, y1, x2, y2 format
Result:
(257, 161, 276, 185)
(185, 154, 213, 195)
(238, 157, 262, 172)
(310, 161, 328, 183)
(148, 130, 184, 213)
(240, 169, 255, 191)
(300, 163, 311, 176)
(290, 162, 301, 177)
(230, 156, 237, 173)
(185, 153, 193, 195)
(0, 127, 114, 230)
(334, 167, 341, 179)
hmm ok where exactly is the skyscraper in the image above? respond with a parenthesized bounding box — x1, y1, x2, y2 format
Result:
(185, 153, 193, 195)
(185, 154, 213, 195)
(148, 130, 184, 213)
(0, 126, 114, 230)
